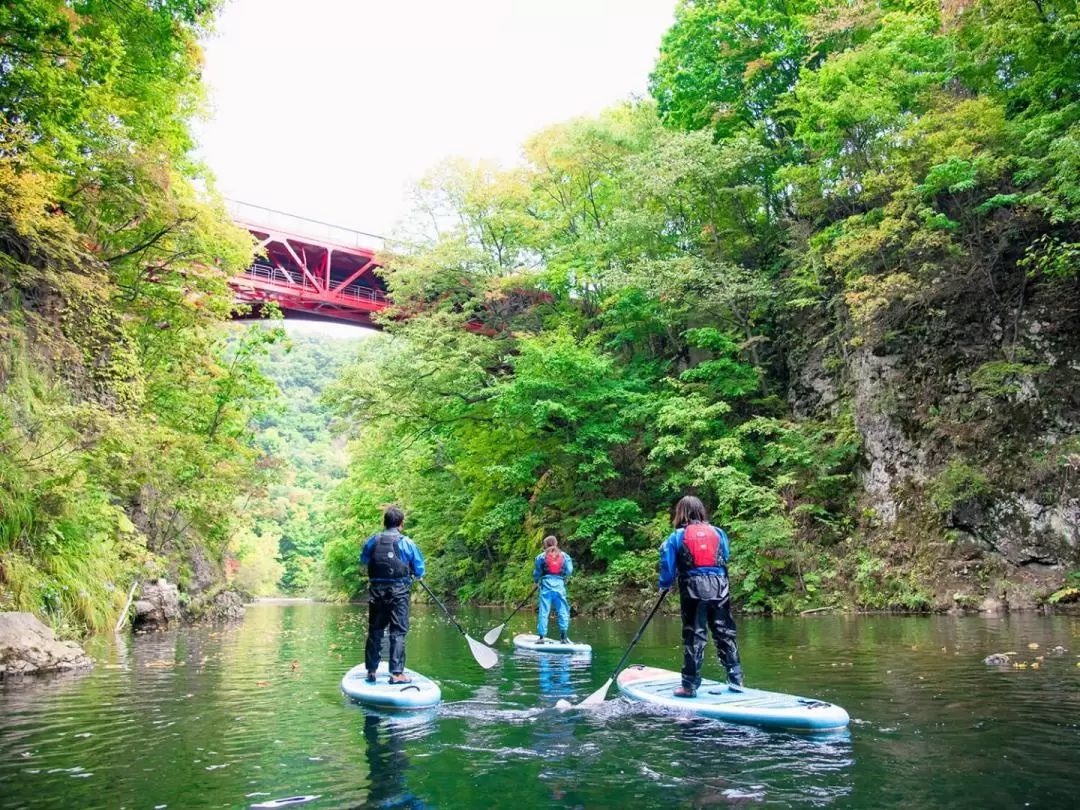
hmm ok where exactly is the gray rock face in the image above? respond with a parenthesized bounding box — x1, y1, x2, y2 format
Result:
(208, 590, 245, 623)
(984, 497, 1080, 567)
(133, 579, 181, 631)
(851, 349, 927, 524)
(0, 612, 92, 678)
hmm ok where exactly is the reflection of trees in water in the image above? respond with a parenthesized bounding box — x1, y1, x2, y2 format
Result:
(361, 712, 433, 809)
(533, 656, 578, 806)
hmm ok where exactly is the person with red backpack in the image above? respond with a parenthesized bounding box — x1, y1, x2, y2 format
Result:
(533, 535, 574, 643)
(658, 495, 744, 697)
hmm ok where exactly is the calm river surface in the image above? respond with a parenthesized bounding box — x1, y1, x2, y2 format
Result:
(1, 603, 1078, 809)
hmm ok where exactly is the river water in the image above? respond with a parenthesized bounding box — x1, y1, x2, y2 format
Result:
(1, 603, 1078, 809)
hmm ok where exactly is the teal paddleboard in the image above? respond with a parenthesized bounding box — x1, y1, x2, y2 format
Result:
(617, 665, 849, 732)
(341, 662, 441, 710)
(513, 633, 592, 654)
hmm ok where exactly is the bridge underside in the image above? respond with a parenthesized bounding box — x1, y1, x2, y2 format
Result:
(229, 203, 390, 326)
(238, 301, 382, 327)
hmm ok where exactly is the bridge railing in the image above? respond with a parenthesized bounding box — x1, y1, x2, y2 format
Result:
(227, 199, 384, 252)
(241, 262, 388, 306)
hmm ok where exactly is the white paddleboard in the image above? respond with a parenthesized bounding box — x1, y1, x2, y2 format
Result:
(617, 665, 849, 732)
(512, 633, 592, 654)
(340, 662, 441, 709)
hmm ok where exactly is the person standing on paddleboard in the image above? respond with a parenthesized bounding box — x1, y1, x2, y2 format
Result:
(533, 535, 574, 644)
(658, 495, 744, 697)
(360, 505, 425, 684)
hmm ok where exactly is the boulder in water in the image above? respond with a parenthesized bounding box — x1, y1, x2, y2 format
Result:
(133, 579, 181, 631)
(208, 589, 245, 623)
(0, 613, 92, 678)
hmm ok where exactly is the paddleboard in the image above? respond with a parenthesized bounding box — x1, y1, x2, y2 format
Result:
(512, 633, 592, 654)
(340, 662, 441, 710)
(617, 665, 849, 732)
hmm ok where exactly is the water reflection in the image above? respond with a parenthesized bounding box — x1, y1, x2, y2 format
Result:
(360, 711, 434, 809)
(1, 606, 1077, 809)
(532, 659, 577, 804)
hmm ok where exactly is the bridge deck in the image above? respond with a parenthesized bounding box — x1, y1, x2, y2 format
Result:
(227, 201, 390, 325)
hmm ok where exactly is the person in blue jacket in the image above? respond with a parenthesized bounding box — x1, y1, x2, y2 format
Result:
(533, 535, 574, 643)
(658, 495, 743, 697)
(360, 505, 425, 684)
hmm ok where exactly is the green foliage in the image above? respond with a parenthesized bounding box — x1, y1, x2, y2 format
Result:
(969, 361, 1050, 399)
(321, 0, 1080, 614)
(1047, 571, 1080, 604)
(0, 1, 283, 633)
(929, 461, 991, 514)
(243, 329, 362, 594)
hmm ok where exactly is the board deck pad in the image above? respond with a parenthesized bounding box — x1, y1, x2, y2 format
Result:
(512, 633, 592, 654)
(617, 665, 849, 732)
(340, 662, 441, 710)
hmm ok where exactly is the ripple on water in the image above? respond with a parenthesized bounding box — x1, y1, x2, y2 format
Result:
(1, 606, 1079, 809)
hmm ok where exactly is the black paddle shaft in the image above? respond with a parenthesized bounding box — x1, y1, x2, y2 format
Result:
(419, 580, 467, 637)
(607, 588, 670, 682)
(501, 584, 539, 624)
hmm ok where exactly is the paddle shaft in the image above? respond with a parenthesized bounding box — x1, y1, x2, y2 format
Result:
(606, 588, 670, 682)
(418, 579, 467, 637)
(500, 584, 538, 625)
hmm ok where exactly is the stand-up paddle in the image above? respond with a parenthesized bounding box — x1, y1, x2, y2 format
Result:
(483, 584, 539, 645)
(569, 588, 670, 708)
(419, 579, 499, 669)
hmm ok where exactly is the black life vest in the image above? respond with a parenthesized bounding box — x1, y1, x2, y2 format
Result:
(541, 551, 565, 576)
(368, 531, 411, 580)
(676, 523, 723, 575)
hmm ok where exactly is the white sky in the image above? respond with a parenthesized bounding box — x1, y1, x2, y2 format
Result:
(283, 319, 376, 340)
(197, 0, 674, 237)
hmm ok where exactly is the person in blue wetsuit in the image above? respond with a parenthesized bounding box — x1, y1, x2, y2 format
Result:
(360, 505, 425, 684)
(533, 535, 574, 643)
(658, 495, 743, 697)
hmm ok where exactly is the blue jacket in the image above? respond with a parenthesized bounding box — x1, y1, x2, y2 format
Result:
(533, 551, 573, 590)
(360, 530, 426, 582)
(658, 524, 729, 590)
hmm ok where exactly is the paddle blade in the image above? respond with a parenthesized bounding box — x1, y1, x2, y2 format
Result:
(579, 677, 614, 707)
(483, 624, 505, 646)
(466, 634, 500, 669)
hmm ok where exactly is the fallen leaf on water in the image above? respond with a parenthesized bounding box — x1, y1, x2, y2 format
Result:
(911, 645, 919, 650)
(256, 680, 271, 687)
(1036, 655, 1045, 661)
(1031, 662, 1040, 670)
(1028, 643, 1039, 650)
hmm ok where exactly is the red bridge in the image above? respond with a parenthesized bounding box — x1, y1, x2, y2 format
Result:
(228, 201, 389, 326)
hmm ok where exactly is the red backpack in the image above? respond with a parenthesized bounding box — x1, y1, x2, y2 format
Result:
(543, 551, 565, 576)
(679, 523, 723, 570)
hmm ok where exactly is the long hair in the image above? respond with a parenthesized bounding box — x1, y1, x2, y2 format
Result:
(673, 495, 708, 528)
